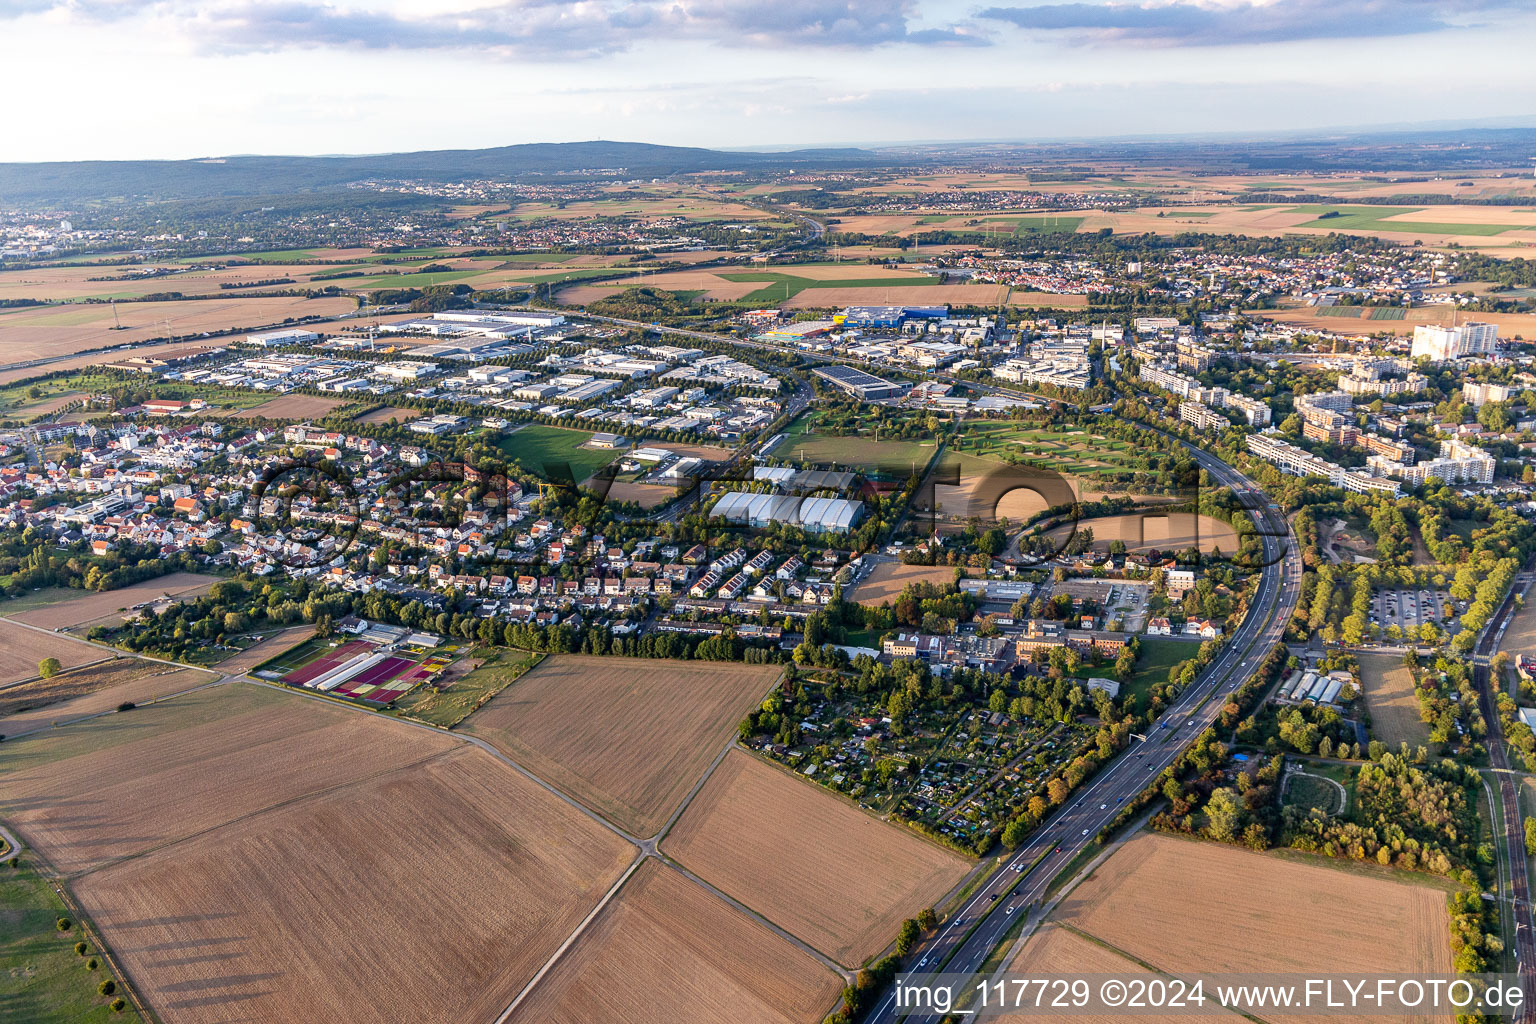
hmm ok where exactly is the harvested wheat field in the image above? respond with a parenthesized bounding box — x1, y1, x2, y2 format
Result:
(0, 618, 103, 683)
(0, 295, 355, 362)
(508, 860, 840, 1024)
(73, 744, 635, 1024)
(1053, 833, 1451, 1024)
(847, 561, 965, 605)
(463, 655, 781, 836)
(0, 682, 464, 875)
(0, 659, 215, 737)
(663, 750, 969, 966)
(7, 572, 220, 631)
(353, 404, 423, 425)
(1359, 653, 1431, 748)
(1002, 923, 1243, 1024)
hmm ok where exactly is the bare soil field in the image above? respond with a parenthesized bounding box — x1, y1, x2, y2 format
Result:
(1359, 652, 1432, 748)
(0, 682, 462, 875)
(0, 295, 356, 362)
(73, 744, 635, 1024)
(605, 481, 676, 509)
(463, 655, 781, 836)
(7, 573, 220, 631)
(508, 860, 840, 1024)
(782, 284, 1009, 308)
(559, 269, 758, 304)
(0, 661, 216, 738)
(1043, 512, 1238, 555)
(663, 751, 970, 966)
(218, 625, 316, 674)
(237, 393, 351, 420)
(848, 561, 963, 605)
(1053, 833, 1452, 1024)
(0, 619, 104, 683)
(353, 404, 423, 424)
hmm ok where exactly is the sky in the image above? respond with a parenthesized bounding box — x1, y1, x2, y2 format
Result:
(2, 0, 1535, 162)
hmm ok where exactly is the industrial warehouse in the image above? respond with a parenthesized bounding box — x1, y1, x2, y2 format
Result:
(709, 491, 865, 533)
(812, 364, 905, 401)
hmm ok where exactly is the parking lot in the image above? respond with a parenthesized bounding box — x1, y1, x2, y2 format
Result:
(1370, 587, 1461, 640)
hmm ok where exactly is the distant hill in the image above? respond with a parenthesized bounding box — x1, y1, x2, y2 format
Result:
(0, 140, 881, 204)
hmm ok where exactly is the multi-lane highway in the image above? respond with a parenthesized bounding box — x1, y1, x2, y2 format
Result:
(860, 444, 1303, 1024)
(1473, 569, 1536, 1023)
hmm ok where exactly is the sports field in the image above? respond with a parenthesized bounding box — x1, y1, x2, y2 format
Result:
(663, 751, 970, 966)
(497, 424, 617, 482)
(507, 860, 840, 1024)
(463, 655, 782, 836)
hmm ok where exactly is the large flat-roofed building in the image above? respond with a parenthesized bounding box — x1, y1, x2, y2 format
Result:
(1246, 433, 1400, 496)
(812, 364, 904, 401)
(245, 328, 319, 347)
(1411, 322, 1498, 361)
(709, 491, 864, 533)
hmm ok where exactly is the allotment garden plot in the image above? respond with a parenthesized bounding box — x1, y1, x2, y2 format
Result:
(757, 685, 1097, 851)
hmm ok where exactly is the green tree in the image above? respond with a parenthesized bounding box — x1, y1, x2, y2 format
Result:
(38, 657, 61, 678)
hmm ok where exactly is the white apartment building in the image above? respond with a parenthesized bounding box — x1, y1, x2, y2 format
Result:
(1245, 434, 1400, 496)
(1368, 438, 1495, 486)
(1463, 380, 1514, 407)
(1179, 401, 1228, 431)
(1411, 322, 1499, 361)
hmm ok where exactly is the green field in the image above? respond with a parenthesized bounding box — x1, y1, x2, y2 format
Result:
(0, 859, 145, 1024)
(915, 215, 1085, 237)
(352, 269, 489, 289)
(498, 424, 616, 481)
(393, 648, 543, 728)
(1124, 637, 1190, 714)
(769, 415, 937, 471)
(1283, 772, 1343, 814)
(950, 423, 1159, 480)
(1369, 307, 1407, 320)
(1300, 205, 1518, 237)
(1316, 305, 1364, 318)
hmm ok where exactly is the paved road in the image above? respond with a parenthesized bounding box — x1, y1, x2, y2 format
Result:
(860, 442, 1302, 1024)
(1474, 570, 1536, 1024)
